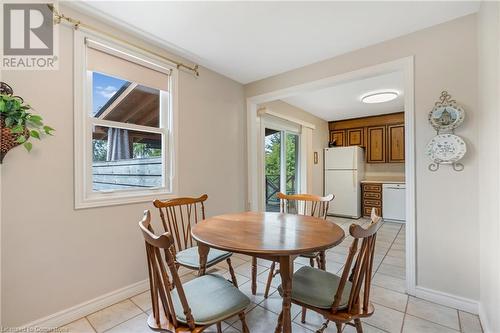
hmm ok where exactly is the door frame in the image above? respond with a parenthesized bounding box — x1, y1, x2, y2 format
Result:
(246, 56, 416, 295)
(261, 118, 302, 210)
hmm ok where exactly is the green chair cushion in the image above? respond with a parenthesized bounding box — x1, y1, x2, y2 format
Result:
(176, 246, 232, 269)
(279, 266, 352, 309)
(300, 252, 319, 258)
(172, 274, 250, 325)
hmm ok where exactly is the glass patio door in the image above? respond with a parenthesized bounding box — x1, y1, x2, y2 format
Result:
(264, 128, 300, 212)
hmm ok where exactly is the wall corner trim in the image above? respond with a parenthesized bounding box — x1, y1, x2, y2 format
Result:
(415, 286, 479, 314)
(478, 303, 493, 333)
(19, 279, 149, 330)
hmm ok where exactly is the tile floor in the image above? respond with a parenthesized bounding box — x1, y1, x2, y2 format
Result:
(59, 217, 483, 333)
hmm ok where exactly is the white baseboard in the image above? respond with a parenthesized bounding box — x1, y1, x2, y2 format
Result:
(415, 286, 479, 314)
(20, 279, 149, 330)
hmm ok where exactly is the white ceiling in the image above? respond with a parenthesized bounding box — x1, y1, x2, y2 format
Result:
(283, 71, 405, 121)
(71, 1, 479, 84)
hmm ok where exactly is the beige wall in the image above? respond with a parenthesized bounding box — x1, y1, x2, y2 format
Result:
(258, 100, 329, 196)
(1, 6, 246, 326)
(365, 163, 405, 179)
(246, 15, 479, 300)
(478, 2, 500, 332)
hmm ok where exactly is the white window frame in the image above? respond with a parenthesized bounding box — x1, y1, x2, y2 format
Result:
(74, 30, 178, 209)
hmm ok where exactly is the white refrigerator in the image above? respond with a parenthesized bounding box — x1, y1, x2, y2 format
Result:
(324, 146, 365, 218)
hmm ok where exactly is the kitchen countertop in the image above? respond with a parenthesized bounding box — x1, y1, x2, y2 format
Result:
(361, 177, 405, 184)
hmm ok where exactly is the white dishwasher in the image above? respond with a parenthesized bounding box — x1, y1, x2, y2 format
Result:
(382, 183, 406, 222)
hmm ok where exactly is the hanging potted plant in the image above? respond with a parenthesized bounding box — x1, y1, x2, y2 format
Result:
(0, 82, 54, 163)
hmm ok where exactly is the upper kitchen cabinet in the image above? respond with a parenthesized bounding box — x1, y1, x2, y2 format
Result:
(387, 124, 405, 162)
(367, 126, 386, 163)
(328, 112, 404, 163)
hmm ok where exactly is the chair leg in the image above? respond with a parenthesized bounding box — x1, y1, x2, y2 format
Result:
(264, 261, 275, 298)
(315, 320, 330, 333)
(309, 257, 314, 267)
(335, 322, 342, 333)
(301, 307, 306, 323)
(315, 256, 321, 269)
(216, 322, 222, 333)
(251, 257, 257, 295)
(274, 311, 283, 333)
(354, 318, 363, 333)
(226, 258, 238, 288)
(239, 311, 250, 333)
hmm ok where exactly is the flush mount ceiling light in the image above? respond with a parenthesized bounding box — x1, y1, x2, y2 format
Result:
(361, 91, 399, 104)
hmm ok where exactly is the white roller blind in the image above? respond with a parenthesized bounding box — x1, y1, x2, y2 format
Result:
(86, 41, 170, 92)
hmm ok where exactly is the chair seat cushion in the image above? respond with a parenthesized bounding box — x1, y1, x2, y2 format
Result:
(176, 246, 232, 269)
(300, 252, 319, 258)
(172, 274, 250, 325)
(278, 266, 352, 309)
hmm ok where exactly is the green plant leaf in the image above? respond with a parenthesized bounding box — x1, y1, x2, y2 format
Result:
(16, 135, 26, 144)
(0, 99, 5, 112)
(11, 125, 24, 134)
(30, 130, 40, 139)
(43, 125, 55, 135)
(23, 142, 32, 152)
(4, 117, 13, 127)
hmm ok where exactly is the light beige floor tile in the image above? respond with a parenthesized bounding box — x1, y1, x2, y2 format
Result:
(255, 258, 274, 268)
(364, 303, 404, 333)
(234, 262, 268, 278)
(377, 263, 405, 279)
(215, 256, 247, 270)
(87, 300, 142, 333)
(459, 311, 483, 333)
(60, 318, 96, 333)
(325, 260, 344, 274)
(105, 313, 151, 333)
(180, 272, 198, 283)
(259, 290, 302, 318)
(403, 314, 459, 333)
(406, 297, 459, 330)
(325, 251, 347, 264)
(386, 249, 405, 258)
(372, 273, 406, 294)
(370, 285, 408, 312)
(130, 291, 152, 312)
(222, 271, 250, 286)
(229, 305, 281, 332)
(382, 255, 405, 267)
(256, 268, 281, 288)
(232, 253, 251, 262)
(342, 321, 387, 333)
(237, 280, 276, 304)
(223, 325, 241, 332)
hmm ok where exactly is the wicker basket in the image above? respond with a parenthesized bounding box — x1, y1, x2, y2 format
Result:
(0, 115, 29, 163)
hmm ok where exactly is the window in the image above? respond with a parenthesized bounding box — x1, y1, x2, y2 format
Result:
(75, 32, 177, 208)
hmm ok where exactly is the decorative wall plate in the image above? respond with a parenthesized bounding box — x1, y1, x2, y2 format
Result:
(426, 134, 466, 164)
(428, 91, 465, 131)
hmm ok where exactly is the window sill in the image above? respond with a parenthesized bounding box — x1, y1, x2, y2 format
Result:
(75, 189, 175, 209)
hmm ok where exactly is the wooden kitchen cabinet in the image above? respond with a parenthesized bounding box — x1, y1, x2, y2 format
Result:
(362, 183, 382, 217)
(367, 126, 386, 163)
(329, 112, 404, 163)
(347, 128, 364, 146)
(330, 130, 345, 147)
(387, 124, 405, 162)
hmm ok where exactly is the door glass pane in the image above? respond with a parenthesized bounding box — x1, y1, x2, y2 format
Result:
(92, 125, 163, 192)
(265, 128, 281, 212)
(286, 133, 299, 195)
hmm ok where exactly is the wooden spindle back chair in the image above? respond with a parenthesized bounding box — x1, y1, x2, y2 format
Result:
(278, 192, 334, 219)
(153, 194, 208, 257)
(277, 208, 383, 333)
(153, 194, 239, 287)
(140, 210, 250, 333)
(139, 210, 197, 331)
(259, 192, 335, 299)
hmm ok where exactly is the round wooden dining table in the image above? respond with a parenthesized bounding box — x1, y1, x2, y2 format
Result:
(191, 211, 345, 333)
